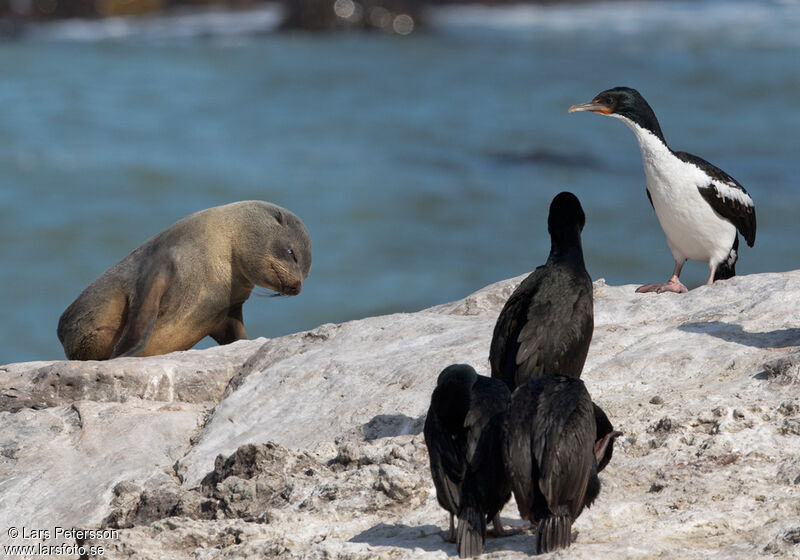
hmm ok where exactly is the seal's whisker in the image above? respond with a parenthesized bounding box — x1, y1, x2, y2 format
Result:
(253, 289, 287, 298)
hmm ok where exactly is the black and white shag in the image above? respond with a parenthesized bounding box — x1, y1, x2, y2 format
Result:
(570, 86, 756, 293)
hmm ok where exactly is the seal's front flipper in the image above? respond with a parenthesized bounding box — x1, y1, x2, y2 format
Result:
(111, 268, 170, 358)
(210, 303, 248, 345)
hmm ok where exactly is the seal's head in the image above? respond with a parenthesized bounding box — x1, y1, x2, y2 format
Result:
(236, 203, 312, 296)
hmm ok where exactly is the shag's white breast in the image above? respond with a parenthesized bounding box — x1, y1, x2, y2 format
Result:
(615, 116, 736, 265)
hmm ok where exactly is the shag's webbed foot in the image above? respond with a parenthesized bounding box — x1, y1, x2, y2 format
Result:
(635, 280, 688, 294)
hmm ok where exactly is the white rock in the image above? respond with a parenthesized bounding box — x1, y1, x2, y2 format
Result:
(0, 338, 264, 411)
(1, 271, 799, 559)
(177, 275, 521, 486)
(0, 400, 205, 542)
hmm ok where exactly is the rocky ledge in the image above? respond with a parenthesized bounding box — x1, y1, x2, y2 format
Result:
(1, 271, 799, 559)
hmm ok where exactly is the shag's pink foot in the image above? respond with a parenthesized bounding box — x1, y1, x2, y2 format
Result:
(635, 281, 688, 294)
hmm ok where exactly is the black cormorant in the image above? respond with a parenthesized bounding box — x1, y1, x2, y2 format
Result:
(490, 192, 593, 391)
(423, 364, 517, 557)
(502, 375, 621, 554)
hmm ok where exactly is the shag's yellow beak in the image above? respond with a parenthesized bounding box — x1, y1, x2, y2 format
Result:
(568, 101, 613, 115)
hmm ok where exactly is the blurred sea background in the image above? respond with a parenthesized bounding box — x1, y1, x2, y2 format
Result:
(1, 0, 799, 364)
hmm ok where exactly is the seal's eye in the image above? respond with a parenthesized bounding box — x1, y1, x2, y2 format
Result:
(287, 248, 297, 262)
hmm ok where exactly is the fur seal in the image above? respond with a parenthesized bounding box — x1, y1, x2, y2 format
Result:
(57, 201, 311, 360)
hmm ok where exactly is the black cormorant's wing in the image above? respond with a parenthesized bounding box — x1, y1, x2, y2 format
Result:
(464, 411, 510, 519)
(464, 376, 511, 463)
(464, 377, 511, 455)
(490, 266, 547, 390)
(424, 409, 464, 513)
(534, 383, 595, 520)
(674, 151, 756, 247)
(514, 269, 593, 384)
(503, 410, 536, 521)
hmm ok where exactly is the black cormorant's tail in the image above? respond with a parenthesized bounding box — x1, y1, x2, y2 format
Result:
(456, 505, 485, 558)
(536, 514, 572, 554)
(714, 235, 739, 281)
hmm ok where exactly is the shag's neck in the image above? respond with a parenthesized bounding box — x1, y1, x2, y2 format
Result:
(613, 101, 666, 143)
(613, 114, 677, 178)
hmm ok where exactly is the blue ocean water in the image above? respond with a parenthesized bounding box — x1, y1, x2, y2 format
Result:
(1, 0, 799, 364)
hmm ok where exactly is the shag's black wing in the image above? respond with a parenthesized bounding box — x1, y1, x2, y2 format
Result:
(674, 151, 756, 247)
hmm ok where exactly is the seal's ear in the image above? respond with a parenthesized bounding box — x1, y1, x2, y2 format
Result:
(274, 210, 285, 225)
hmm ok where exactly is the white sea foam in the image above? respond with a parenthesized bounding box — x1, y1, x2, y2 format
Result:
(19, 0, 800, 45)
(427, 0, 800, 46)
(26, 4, 283, 42)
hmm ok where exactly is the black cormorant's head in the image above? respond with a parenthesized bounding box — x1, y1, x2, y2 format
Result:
(548, 191, 585, 239)
(569, 86, 665, 141)
(436, 363, 478, 387)
(431, 364, 478, 434)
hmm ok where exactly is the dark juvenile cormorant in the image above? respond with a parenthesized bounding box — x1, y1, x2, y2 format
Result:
(569, 86, 756, 293)
(490, 192, 593, 392)
(423, 364, 517, 558)
(502, 375, 621, 554)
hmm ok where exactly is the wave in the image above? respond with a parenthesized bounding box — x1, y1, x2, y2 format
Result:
(427, 0, 800, 45)
(24, 4, 284, 42)
(15, 0, 800, 45)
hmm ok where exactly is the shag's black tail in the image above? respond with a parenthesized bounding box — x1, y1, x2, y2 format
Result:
(535, 514, 572, 554)
(456, 506, 485, 558)
(714, 235, 739, 281)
